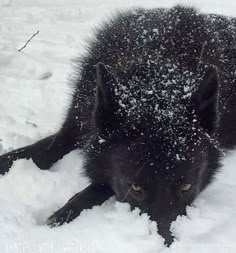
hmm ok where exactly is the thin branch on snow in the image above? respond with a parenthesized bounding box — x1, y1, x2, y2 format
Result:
(26, 121, 38, 128)
(18, 31, 39, 52)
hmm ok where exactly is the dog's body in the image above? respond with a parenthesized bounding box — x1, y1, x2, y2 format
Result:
(1, 5, 236, 245)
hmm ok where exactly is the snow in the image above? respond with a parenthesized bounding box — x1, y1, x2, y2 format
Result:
(0, 0, 236, 252)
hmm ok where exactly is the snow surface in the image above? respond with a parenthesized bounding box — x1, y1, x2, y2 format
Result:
(0, 0, 236, 252)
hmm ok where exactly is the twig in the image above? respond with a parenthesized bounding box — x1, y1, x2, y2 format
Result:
(26, 120, 38, 128)
(18, 31, 39, 52)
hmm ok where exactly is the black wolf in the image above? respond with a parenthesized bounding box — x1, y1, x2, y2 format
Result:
(1, 5, 236, 245)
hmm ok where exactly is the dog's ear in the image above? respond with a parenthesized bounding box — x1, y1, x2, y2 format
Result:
(96, 62, 113, 110)
(193, 67, 219, 134)
(94, 63, 117, 139)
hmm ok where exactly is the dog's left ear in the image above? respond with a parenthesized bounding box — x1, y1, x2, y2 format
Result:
(193, 67, 219, 134)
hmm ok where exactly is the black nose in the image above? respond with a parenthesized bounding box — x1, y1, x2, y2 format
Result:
(162, 231, 174, 246)
(156, 220, 174, 246)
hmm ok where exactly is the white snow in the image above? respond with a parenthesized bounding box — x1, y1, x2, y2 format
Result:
(0, 0, 236, 252)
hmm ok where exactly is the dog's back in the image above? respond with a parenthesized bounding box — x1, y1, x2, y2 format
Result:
(63, 6, 236, 152)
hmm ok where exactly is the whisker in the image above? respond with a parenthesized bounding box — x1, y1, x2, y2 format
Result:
(121, 162, 146, 202)
(197, 41, 207, 71)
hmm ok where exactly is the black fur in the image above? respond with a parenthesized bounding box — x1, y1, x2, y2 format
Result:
(1, 5, 236, 245)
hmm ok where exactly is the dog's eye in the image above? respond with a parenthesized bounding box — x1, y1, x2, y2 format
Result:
(179, 183, 192, 192)
(131, 183, 143, 193)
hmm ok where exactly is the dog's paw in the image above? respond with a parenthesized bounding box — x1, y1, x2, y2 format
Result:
(0, 152, 15, 175)
(46, 206, 75, 227)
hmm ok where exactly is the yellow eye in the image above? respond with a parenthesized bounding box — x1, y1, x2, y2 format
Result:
(180, 183, 192, 192)
(131, 183, 143, 192)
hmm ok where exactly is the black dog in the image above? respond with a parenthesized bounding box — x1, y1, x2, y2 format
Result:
(1, 5, 236, 245)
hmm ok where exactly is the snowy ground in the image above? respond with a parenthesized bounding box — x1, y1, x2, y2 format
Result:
(0, 0, 236, 252)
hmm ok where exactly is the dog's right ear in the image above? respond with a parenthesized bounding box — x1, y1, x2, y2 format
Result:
(94, 63, 116, 139)
(95, 62, 112, 111)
